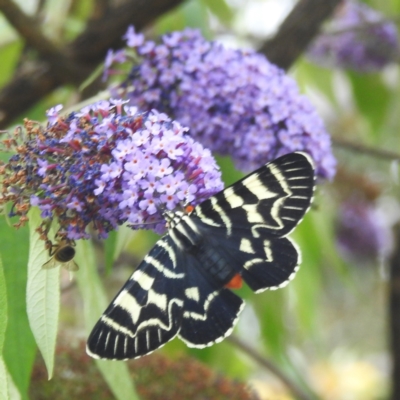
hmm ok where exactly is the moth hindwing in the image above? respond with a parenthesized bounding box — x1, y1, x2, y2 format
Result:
(87, 152, 315, 360)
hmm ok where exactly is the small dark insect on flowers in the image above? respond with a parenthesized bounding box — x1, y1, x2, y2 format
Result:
(42, 239, 79, 271)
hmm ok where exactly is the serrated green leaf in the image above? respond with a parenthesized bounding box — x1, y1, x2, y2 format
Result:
(0, 218, 36, 399)
(74, 240, 140, 400)
(0, 356, 9, 400)
(0, 256, 7, 354)
(26, 208, 60, 380)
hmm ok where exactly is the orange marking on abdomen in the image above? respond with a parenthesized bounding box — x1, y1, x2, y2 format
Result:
(185, 205, 194, 214)
(225, 273, 243, 289)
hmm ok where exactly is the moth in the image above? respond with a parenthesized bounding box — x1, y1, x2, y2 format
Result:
(87, 152, 315, 360)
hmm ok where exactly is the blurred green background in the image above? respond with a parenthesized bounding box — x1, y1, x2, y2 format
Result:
(0, 0, 399, 399)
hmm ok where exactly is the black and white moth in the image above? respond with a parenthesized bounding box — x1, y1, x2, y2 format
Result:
(87, 152, 315, 360)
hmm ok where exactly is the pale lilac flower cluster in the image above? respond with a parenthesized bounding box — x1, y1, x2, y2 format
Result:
(336, 199, 392, 262)
(105, 27, 336, 179)
(307, 0, 399, 72)
(0, 101, 223, 239)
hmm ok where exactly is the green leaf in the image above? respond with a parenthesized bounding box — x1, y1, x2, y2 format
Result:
(348, 71, 391, 135)
(79, 63, 103, 92)
(104, 230, 117, 275)
(104, 227, 138, 275)
(0, 219, 36, 399)
(254, 290, 287, 357)
(74, 240, 140, 400)
(6, 367, 21, 400)
(156, 1, 210, 37)
(390, 0, 400, 13)
(294, 60, 336, 104)
(0, 356, 22, 400)
(216, 155, 244, 187)
(0, 256, 7, 355)
(0, 41, 23, 88)
(0, 356, 9, 400)
(26, 208, 60, 380)
(0, 356, 21, 400)
(114, 226, 139, 260)
(200, 0, 234, 24)
(289, 212, 323, 335)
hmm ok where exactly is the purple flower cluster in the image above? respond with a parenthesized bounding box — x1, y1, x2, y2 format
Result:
(336, 199, 392, 262)
(307, 0, 399, 72)
(0, 101, 223, 240)
(105, 27, 336, 180)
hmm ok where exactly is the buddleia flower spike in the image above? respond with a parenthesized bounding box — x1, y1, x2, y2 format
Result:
(105, 27, 335, 180)
(0, 101, 224, 242)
